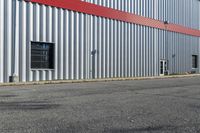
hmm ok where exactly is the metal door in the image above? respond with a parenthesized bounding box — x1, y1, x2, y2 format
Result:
(160, 60, 168, 76)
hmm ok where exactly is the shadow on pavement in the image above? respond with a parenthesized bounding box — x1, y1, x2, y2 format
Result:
(0, 101, 60, 110)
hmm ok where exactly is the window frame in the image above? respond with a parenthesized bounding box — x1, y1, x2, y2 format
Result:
(192, 55, 198, 69)
(30, 41, 55, 70)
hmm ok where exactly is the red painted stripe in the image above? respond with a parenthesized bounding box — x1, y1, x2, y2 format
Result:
(27, 0, 200, 37)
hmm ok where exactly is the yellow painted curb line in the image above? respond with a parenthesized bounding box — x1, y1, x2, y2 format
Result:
(0, 74, 200, 87)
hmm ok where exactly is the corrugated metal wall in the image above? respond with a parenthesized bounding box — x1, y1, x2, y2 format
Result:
(0, 0, 91, 82)
(0, 0, 12, 83)
(166, 33, 200, 74)
(88, 18, 160, 79)
(82, 0, 200, 74)
(0, 0, 199, 83)
(82, 0, 200, 29)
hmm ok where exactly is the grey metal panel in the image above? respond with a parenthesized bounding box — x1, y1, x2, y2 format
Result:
(82, 0, 200, 29)
(0, 0, 199, 83)
(0, 0, 4, 82)
(0, 0, 13, 83)
(166, 32, 200, 74)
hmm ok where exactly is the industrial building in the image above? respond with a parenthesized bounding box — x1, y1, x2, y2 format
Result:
(0, 0, 200, 83)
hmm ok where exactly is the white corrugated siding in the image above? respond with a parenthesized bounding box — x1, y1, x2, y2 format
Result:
(0, 0, 199, 83)
(82, 0, 200, 29)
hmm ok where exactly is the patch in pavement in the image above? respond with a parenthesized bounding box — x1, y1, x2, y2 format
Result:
(0, 101, 60, 110)
(107, 125, 176, 133)
(107, 123, 200, 133)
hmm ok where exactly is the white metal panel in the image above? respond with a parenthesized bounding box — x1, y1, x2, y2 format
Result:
(0, 0, 199, 83)
(82, 0, 200, 29)
(0, 0, 4, 82)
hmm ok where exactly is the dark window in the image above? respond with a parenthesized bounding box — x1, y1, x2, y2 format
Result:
(31, 42, 54, 69)
(192, 55, 198, 68)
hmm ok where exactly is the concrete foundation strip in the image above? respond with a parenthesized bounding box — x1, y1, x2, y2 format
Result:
(0, 74, 200, 87)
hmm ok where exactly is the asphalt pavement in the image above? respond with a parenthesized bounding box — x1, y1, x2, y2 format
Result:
(1, 76, 200, 133)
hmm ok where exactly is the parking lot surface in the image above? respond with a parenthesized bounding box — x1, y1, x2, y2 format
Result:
(1, 76, 200, 133)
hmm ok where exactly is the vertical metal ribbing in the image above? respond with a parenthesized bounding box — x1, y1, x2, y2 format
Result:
(76, 12, 80, 80)
(145, 26, 148, 76)
(73, 12, 78, 80)
(63, 10, 67, 80)
(133, 25, 136, 77)
(138, 25, 141, 77)
(16, 1, 24, 81)
(102, 18, 106, 78)
(42, 7, 47, 81)
(124, 23, 127, 77)
(99, 16, 102, 78)
(129, 23, 132, 77)
(152, 28, 155, 76)
(131, 24, 134, 77)
(127, 23, 131, 77)
(171, 32, 174, 74)
(4, 0, 12, 82)
(12, 0, 16, 77)
(110, 19, 114, 78)
(127, 23, 130, 77)
(80, 13, 85, 79)
(110, 20, 113, 78)
(173, 33, 178, 73)
(141, 26, 144, 77)
(40, 5, 46, 81)
(109, 0, 114, 78)
(35, 4, 40, 81)
(68, 11, 72, 79)
(100, 18, 105, 78)
(167, 32, 171, 74)
(93, 16, 97, 79)
(148, 27, 151, 76)
(86, 14, 90, 79)
(95, 17, 99, 79)
(156, 29, 159, 76)
(155, 29, 159, 76)
(52, 8, 58, 80)
(119, 22, 122, 77)
(58, 9, 64, 80)
(116, 21, 121, 77)
(106, 19, 110, 78)
(121, 22, 124, 77)
(178, 34, 180, 73)
(146, 27, 149, 76)
(6, 0, 13, 81)
(63, 10, 69, 80)
(114, 20, 117, 78)
(151, 28, 154, 75)
(135, 25, 138, 77)
(88, 15, 92, 79)
(142, 26, 145, 77)
(28, 2, 33, 82)
(151, 28, 154, 76)
(0, 0, 4, 82)
(46, 6, 53, 81)
(32, 3, 40, 81)
(19, 1, 27, 82)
